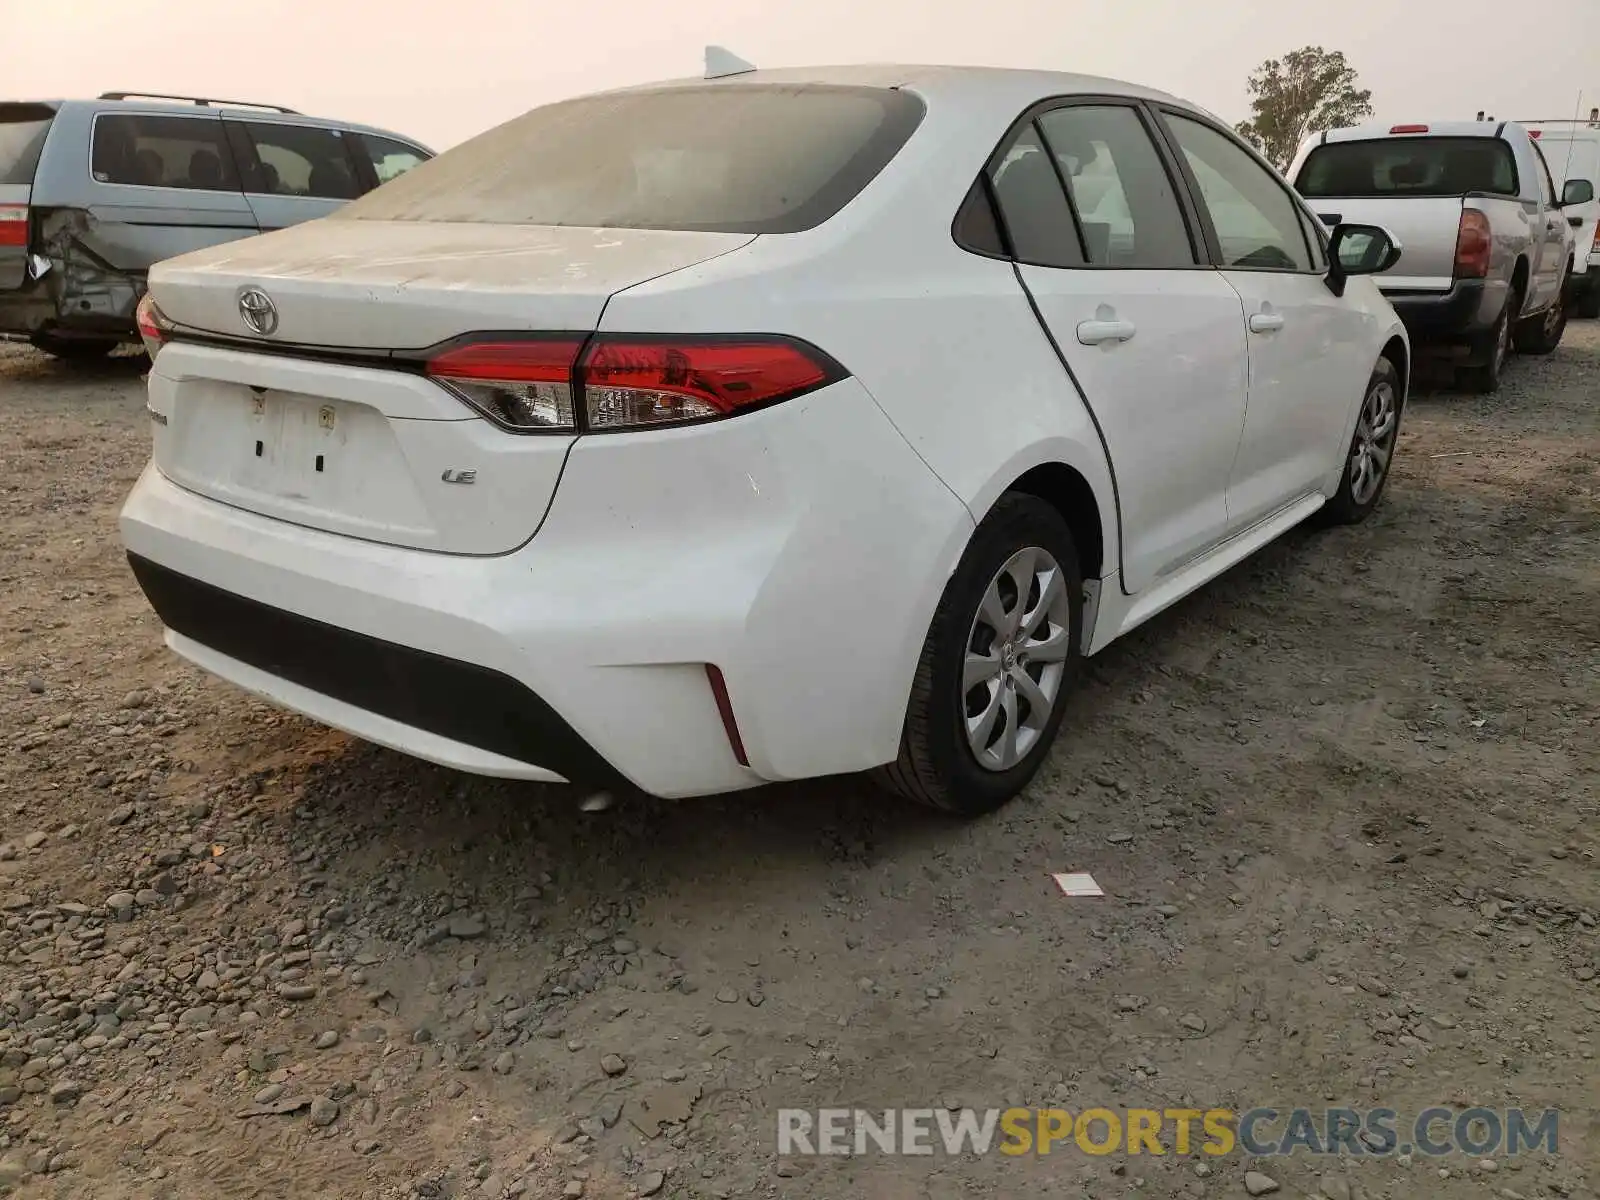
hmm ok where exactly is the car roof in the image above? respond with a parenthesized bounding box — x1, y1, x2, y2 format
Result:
(11, 97, 427, 148)
(609, 62, 1213, 122)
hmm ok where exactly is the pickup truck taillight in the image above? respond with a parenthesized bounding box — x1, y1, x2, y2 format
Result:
(1454, 210, 1492, 279)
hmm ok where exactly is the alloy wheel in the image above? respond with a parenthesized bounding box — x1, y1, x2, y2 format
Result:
(1349, 378, 1398, 506)
(963, 547, 1073, 771)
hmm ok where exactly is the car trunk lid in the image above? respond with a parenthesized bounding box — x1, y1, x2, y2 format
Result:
(147, 219, 755, 554)
(150, 218, 754, 348)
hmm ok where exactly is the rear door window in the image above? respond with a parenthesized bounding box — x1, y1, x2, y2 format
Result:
(989, 125, 1084, 267)
(0, 105, 56, 185)
(1296, 137, 1519, 198)
(354, 134, 429, 186)
(1036, 105, 1197, 267)
(234, 122, 360, 199)
(334, 84, 924, 234)
(91, 114, 241, 191)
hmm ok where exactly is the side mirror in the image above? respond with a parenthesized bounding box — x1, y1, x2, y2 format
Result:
(1561, 178, 1594, 207)
(1325, 223, 1402, 296)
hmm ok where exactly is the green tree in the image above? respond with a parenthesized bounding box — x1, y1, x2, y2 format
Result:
(1235, 47, 1374, 171)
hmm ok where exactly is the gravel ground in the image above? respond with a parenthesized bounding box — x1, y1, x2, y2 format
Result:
(0, 327, 1595, 1200)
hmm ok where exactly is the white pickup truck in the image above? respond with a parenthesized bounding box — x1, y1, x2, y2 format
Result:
(1522, 113, 1600, 317)
(1287, 120, 1584, 392)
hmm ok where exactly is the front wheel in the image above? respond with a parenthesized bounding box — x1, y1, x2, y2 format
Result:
(1320, 356, 1402, 526)
(873, 494, 1082, 816)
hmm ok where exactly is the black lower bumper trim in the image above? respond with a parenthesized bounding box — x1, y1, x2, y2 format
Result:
(125, 553, 620, 787)
(1385, 278, 1498, 342)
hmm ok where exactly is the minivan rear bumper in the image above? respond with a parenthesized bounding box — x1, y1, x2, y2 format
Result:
(0, 265, 143, 340)
(1382, 278, 1506, 343)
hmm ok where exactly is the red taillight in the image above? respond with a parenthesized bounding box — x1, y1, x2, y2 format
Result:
(135, 292, 172, 360)
(425, 338, 583, 432)
(1529, 130, 1542, 139)
(422, 335, 842, 433)
(581, 338, 834, 430)
(1592, 223, 1600, 250)
(0, 204, 27, 248)
(1389, 124, 1430, 135)
(1454, 210, 1492, 278)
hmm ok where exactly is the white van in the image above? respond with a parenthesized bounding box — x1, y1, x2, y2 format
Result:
(1525, 113, 1600, 316)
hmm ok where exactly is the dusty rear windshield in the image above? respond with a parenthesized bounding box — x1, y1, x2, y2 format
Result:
(1296, 136, 1518, 198)
(333, 84, 925, 234)
(0, 105, 57, 185)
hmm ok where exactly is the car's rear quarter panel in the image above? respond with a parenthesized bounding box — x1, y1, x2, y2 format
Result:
(595, 85, 1122, 773)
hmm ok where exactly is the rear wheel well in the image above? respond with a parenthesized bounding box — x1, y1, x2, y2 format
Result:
(1004, 463, 1105, 580)
(1510, 257, 1530, 306)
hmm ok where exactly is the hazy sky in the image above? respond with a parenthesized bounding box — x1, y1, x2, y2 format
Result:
(13, 0, 1599, 150)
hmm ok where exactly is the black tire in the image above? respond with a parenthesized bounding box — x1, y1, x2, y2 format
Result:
(1515, 275, 1568, 355)
(1576, 286, 1600, 320)
(1320, 356, 1402, 526)
(1459, 289, 1515, 394)
(873, 494, 1083, 816)
(29, 333, 119, 361)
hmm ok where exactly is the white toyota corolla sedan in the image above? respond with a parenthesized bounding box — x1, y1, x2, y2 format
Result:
(120, 62, 1408, 816)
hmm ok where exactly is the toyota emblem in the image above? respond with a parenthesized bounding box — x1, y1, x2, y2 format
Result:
(237, 288, 279, 336)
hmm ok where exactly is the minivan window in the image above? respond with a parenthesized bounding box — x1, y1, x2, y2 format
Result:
(238, 122, 359, 198)
(1296, 137, 1518, 198)
(0, 105, 56, 185)
(356, 134, 428, 185)
(92, 114, 241, 192)
(334, 85, 925, 234)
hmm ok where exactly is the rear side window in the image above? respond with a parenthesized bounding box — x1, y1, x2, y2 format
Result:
(0, 105, 56, 185)
(1296, 137, 1518, 198)
(334, 84, 925, 234)
(235, 122, 359, 198)
(990, 125, 1083, 267)
(1037, 105, 1196, 267)
(92, 114, 240, 192)
(356, 134, 429, 185)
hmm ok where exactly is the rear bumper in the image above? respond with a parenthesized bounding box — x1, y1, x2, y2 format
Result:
(119, 379, 974, 798)
(0, 267, 143, 340)
(1382, 278, 1505, 343)
(128, 554, 607, 785)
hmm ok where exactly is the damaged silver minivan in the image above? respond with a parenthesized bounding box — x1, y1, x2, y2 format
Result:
(0, 93, 431, 359)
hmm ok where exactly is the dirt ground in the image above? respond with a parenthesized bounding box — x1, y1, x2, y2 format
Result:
(0, 324, 1595, 1200)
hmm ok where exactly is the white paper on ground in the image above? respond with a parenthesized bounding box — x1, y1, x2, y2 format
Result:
(1051, 872, 1104, 897)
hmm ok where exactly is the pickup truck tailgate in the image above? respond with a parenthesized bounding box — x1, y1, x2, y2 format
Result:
(1303, 196, 1464, 292)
